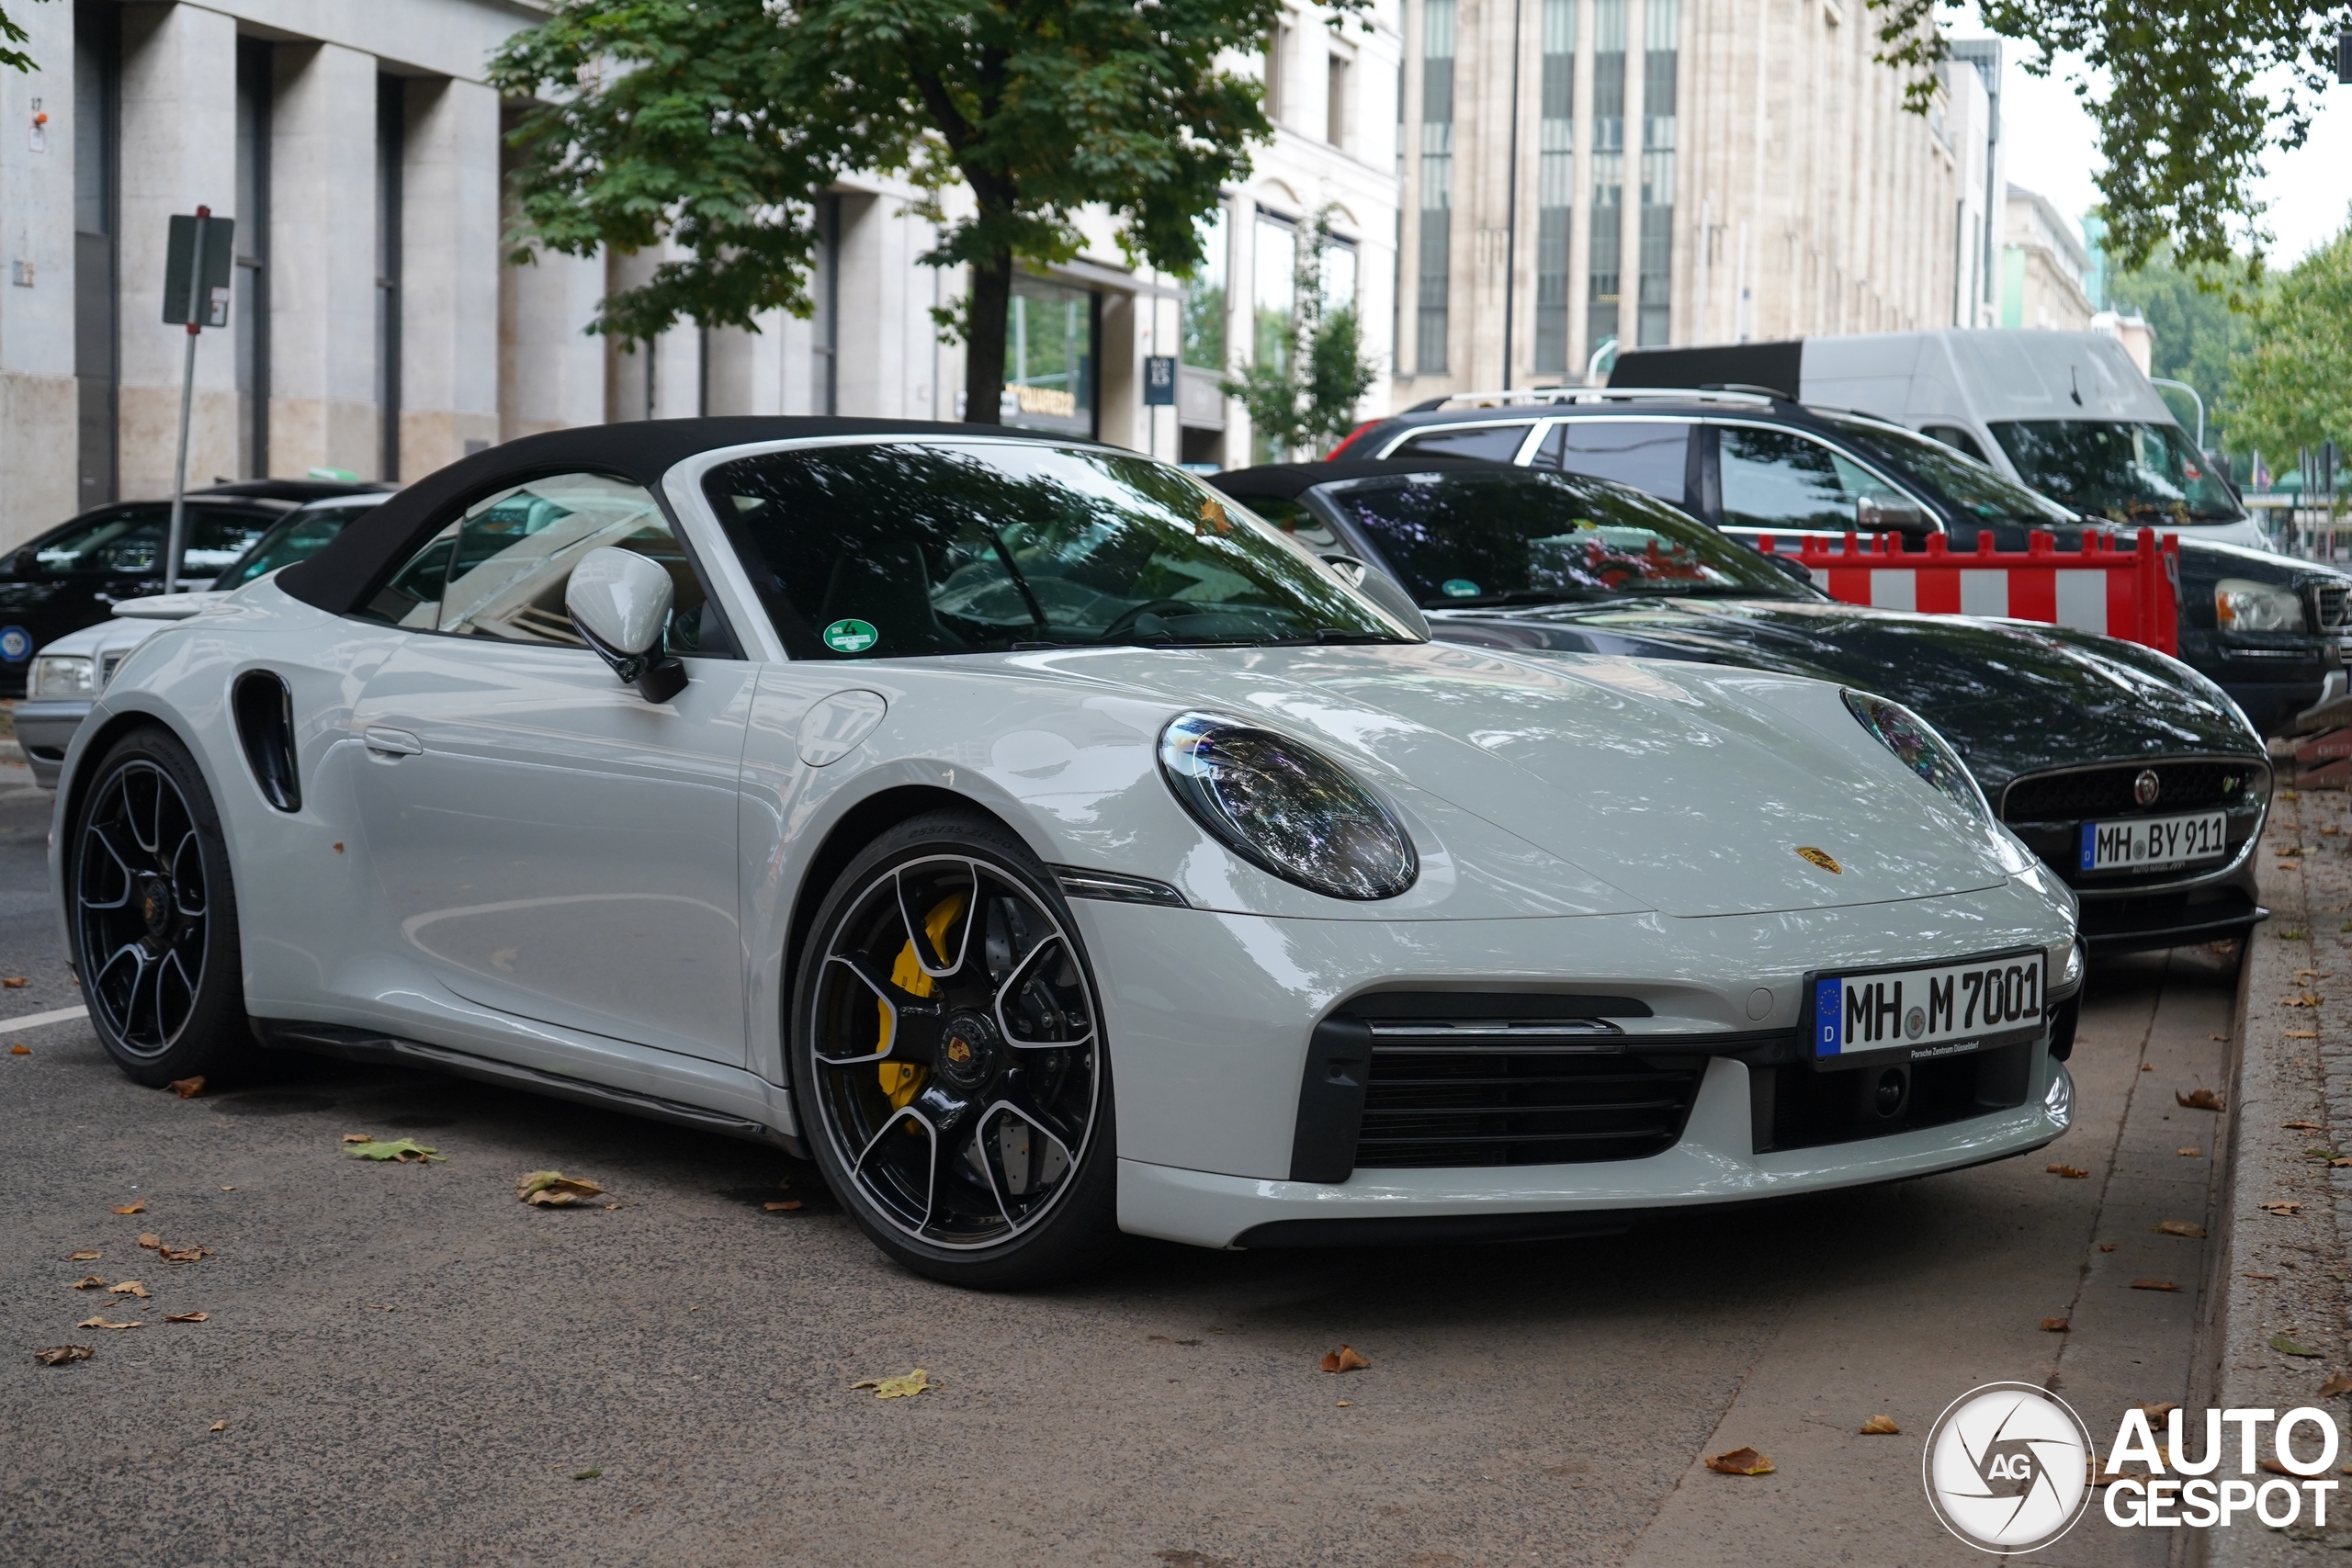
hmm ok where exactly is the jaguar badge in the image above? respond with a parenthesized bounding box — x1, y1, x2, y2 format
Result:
(1795, 846, 1842, 874)
(2133, 769, 2161, 807)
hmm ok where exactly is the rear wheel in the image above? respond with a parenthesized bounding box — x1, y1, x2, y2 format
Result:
(792, 811, 1115, 1288)
(67, 728, 253, 1087)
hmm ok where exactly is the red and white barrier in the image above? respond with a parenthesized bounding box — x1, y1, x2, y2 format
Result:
(1753, 529, 2180, 655)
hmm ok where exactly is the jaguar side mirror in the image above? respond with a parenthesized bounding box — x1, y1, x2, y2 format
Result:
(566, 547, 688, 703)
(1856, 495, 1933, 534)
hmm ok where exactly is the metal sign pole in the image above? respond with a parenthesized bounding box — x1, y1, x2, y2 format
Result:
(164, 205, 209, 596)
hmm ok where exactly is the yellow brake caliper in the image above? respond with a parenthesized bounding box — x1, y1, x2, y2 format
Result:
(877, 891, 965, 1111)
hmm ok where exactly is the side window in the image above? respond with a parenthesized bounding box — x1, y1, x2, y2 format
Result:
(1718, 426, 1915, 533)
(1921, 424, 1991, 465)
(1533, 421, 1690, 503)
(1388, 423, 1536, 463)
(29, 507, 170, 576)
(1235, 494, 1339, 549)
(359, 473, 735, 655)
(182, 509, 283, 580)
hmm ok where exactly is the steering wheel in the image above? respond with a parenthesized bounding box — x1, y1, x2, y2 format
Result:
(1100, 599, 1198, 640)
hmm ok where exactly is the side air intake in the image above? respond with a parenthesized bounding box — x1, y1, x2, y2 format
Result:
(231, 670, 301, 812)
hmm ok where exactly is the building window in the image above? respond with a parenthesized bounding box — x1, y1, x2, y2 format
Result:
(1327, 53, 1350, 148)
(1001, 274, 1096, 437)
(376, 77, 404, 482)
(1587, 0, 1625, 360)
(1253, 214, 1296, 462)
(234, 39, 271, 480)
(1417, 0, 1455, 373)
(1533, 0, 1576, 374)
(1265, 21, 1289, 125)
(74, 0, 120, 508)
(1638, 0, 1678, 347)
(1182, 204, 1228, 371)
(810, 194, 839, 414)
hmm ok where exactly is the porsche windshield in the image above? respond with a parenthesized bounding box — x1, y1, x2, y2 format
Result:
(1988, 420, 2244, 525)
(706, 441, 1405, 658)
(1325, 468, 1814, 606)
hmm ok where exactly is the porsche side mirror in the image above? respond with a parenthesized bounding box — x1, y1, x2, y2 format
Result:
(566, 547, 688, 703)
(1856, 495, 1932, 534)
(1320, 552, 1432, 641)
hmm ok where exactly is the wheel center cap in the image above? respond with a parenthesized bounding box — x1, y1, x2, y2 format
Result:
(135, 873, 174, 941)
(937, 1010, 999, 1089)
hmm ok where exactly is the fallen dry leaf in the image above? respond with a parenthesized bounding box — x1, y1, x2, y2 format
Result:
(514, 1170, 605, 1207)
(2290, 1031, 2321, 1040)
(2263, 1458, 2296, 1475)
(345, 1138, 444, 1163)
(137, 1234, 159, 1248)
(2042, 1317, 2071, 1333)
(112, 1201, 144, 1215)
(208, 1421, 225, 1433)
(219, 1187, 233, 1192)
(67, 1251, 97, 1262)
(1705, 1447, 1776, 1476)
(68, 1276, 104, 1290)
(2046, 1164, 2089, 1179)
(763, 1200, 803, 1212)
(163, 1312, 208, 1324)
(2177, 1089, 2225, 1111)
(341, 1133, 373, 1144)
(2263, 1201, 2305, 1216)
(1336, 1401, 1352, 1408)
(2248, 1272, 2280, 1280)
(2135, 1402, 2181, 1420)
(1, 976, 23, 987)
(2154, 1220, 2207, 1239)
(1321, 1345, 1372, 1373)
(1860, 1415, 1901, 1435)
(8, 1044, 27, 1055)
(75, 1317, 141, 1330)
(2275, 1333, 2325, 1358)
(2287, 1121, 2326, 1131)
(166, 1076, 205, 1099)
(2179, 1148, 2202, 1157)
(852, 1369, 933, 1399)
(2132, 1279, 2181, 1292)
(2099, 1243, 2118, 1252)
(158, 1246, 209, 1262)
(107, 1281, 149, 1298)
(31, 1346, 92, 1366)
(2320, 1371, 2352, 1398)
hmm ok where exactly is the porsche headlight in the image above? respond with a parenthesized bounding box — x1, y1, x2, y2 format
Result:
(1842, 690, 1988, 819)
(2215, 578, 2305, 633)
(1159, 713, 1419, 900)
(28, 654, 94, 698)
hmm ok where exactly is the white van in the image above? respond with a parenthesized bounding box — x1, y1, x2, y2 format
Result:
(1610, 330, 2267, 550)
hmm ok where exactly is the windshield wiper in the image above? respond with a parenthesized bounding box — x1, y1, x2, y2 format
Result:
(1313, 628, 1402, 644)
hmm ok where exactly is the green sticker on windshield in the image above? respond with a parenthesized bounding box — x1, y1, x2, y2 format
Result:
(822, 618, 879, 654)
(1442, 579, 1480, 598)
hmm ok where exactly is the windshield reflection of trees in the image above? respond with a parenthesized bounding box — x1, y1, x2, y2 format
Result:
(711, 444, 1394, 658)
(1989, 421, 2241, 525)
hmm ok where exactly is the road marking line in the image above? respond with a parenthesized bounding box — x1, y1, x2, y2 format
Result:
(0, 1004, 89, 1034)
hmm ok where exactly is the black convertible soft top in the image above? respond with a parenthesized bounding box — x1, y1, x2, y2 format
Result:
(1204, 454, 1505, 505)
(277, 417, 1072, 617)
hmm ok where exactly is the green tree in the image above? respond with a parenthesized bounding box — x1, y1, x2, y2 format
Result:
(1223, 209, 1379, 460)
(492, 0, 1338, 426)
(2223, 227, 2352, 462)
(2104, 244, 2265, 452)
(3, 1, 42, 73)
(1867, 1, 2340, 281)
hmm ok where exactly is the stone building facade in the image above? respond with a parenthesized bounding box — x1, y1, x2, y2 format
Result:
(0, 0, 1397, 551)
(2000, 182, 2095, 333)
(1392, 0, 1984, 400)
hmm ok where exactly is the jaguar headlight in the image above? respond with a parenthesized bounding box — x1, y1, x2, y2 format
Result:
(1159, 713, 1419, 900)
(2216, 578, 2305, 633)
(1842, 689, 1989, 819)
(28, 654, 94, 698)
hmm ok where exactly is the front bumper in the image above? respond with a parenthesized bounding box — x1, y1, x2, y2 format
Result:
(11, 697, 92, 788)
(1120, 1059, 2074, 1249)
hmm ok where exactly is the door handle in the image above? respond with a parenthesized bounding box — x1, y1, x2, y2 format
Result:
(363, 727, 423, 757)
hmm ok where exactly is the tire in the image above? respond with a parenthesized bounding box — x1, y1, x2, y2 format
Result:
(66, 727, 254, 1088)
(791, 809, 1117, 1289)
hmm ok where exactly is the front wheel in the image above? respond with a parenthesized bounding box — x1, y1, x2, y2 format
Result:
(67, 728, 253, 1087)
(791, 810, 1116, 1288)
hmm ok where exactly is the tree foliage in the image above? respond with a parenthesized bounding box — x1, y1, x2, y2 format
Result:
(2, 2, 41, 73)
(492, 0, 1329, 424)
(2222, 228, 2352, 460)
(1866, 0, 2339, 282)
(2104, 245, 2264, 453)
(1222, 209, 1379, 459)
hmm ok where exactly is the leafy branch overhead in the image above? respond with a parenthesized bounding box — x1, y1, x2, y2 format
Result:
(1, 1, 42, 73)
(1864, 0, 2341, 280)
(492, 0, 1361, 423)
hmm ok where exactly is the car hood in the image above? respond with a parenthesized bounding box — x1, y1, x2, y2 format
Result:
(1036, 641, 2012, 919)
(1428, 598, 2259, 792)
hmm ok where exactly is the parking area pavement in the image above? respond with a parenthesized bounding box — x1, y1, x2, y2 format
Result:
(0, 751, 2240, 1566)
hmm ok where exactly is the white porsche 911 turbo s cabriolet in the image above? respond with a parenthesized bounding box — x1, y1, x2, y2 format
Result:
(51, 418, 2082, 1286)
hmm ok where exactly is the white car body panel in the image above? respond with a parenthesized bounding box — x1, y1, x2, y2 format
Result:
(52, 435, 2081, 1247)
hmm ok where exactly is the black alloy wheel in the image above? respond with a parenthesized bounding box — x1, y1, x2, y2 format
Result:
(69, 728, 252, 1086)
(794, 811, 1115, 1287)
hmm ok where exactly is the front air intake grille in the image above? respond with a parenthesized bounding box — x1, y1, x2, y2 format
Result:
(98, 650, 127, 688)
(2315, 583, 2347, 631)
(1355, 1043, 1703, 1168)
(2000, 760, 2265, 822)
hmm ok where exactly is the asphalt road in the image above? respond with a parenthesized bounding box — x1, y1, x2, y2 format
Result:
(0, 750, 2236, 1566)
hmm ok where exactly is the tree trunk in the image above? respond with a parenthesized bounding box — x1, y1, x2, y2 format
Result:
(963, 251, 1012, 425)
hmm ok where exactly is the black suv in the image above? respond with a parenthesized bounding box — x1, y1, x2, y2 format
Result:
(1329, 389, 2347, 733)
